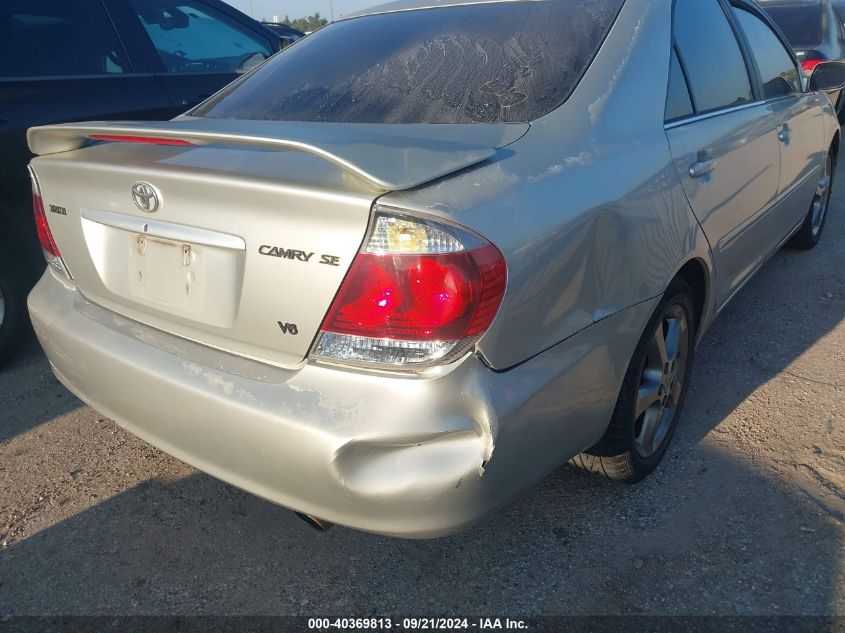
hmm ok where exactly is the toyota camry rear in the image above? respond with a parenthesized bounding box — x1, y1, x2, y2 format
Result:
(27, 0, 842, 536)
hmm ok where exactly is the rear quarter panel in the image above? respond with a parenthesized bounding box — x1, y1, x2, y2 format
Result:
(381, 0, 713, 370)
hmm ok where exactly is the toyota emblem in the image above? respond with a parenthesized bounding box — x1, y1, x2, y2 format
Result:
(132, 182, 160, 213)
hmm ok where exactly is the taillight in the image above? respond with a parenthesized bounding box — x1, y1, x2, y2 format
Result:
(801, 57, 825, 77)
(311, 208, 507, 370)
(29, 166, 71, 280)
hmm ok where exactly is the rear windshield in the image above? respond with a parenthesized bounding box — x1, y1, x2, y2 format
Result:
(193, 0, 624, 124)
(761, 5, 823, 49)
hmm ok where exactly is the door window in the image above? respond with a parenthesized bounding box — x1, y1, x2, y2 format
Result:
(666, 48, 694, 121)
(673, 0, 753, 114)
(127, 0, 272, 74)
(733, 7, 802, 99)
(0, 0, 129, 78)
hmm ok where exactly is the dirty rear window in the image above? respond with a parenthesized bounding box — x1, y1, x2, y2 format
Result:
(193, 0, 624, 124)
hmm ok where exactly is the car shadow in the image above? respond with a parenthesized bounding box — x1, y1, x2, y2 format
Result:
(0, 331, 84, 444)
(0, 169, 842, 616)
(0, 444, 839, 615)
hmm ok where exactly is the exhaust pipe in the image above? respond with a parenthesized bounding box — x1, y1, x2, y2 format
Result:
(295, 511, 334, 531)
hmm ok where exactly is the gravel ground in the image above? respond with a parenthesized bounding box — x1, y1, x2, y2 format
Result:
(0, 164, 843, 616)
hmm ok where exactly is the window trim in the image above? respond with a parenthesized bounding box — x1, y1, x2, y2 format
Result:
(666, 0, 757, 125)
(664, 0, 803, 130)
(665, 99, 764, 130)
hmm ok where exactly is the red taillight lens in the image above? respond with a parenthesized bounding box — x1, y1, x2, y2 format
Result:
(322, 245, 505, 342)
(801, 58, 824, 77)
(29, 166, 71, 279)
(313, 210, 507, 370)
(32, 188, 60, 257)
(88, 134, 194, 146)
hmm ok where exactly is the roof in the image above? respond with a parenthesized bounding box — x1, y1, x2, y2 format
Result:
(343, 0, 544, 20)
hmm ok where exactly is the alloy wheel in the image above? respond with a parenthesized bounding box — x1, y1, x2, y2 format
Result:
(634, 304, 690, 458)
(811, 154, 833, 236)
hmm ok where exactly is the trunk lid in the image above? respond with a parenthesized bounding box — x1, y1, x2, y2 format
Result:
(28, 119, 527, 367)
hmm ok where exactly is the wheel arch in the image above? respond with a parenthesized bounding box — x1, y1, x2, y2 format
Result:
(672, 257, 711, 342)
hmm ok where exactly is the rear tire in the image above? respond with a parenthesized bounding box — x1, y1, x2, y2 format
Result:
(788, 149, 834, 250)
(572, 278, 696, 482)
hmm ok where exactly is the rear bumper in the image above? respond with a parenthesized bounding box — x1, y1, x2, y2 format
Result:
(29, 271, 655, 538)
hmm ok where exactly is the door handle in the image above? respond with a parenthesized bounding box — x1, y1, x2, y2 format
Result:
(778, 124, 791, 144)
(0, 115, 7, 124)
(689, 158, 717, 179)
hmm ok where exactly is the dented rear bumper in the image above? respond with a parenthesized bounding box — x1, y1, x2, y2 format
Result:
(28, 271, 655, 538)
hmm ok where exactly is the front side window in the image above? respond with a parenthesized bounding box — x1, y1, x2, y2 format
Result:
(734, 7, 802, 99)
(128, 0, 272, 74)
(673, 0, 753, 114)
(0, 0, 129, 78)
(194, 0, 625, 124)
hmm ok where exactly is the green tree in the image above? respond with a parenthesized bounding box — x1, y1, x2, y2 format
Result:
(283, 12, 328, 33)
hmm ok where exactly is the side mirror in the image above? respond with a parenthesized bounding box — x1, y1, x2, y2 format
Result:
(809, 61, 845, 92)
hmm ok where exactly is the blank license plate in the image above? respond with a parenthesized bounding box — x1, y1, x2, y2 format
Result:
(132, 235, 194, 305)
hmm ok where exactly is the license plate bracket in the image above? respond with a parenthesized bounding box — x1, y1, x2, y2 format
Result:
(80, 210, 245, 328)
(131, 234, 196, 305)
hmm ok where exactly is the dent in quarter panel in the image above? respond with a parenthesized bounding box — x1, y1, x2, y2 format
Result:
(380, 0, 704, 370)
(469, 296, 661, 528)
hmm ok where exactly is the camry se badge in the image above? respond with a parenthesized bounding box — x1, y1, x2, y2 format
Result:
(132, 182, 160, 213)
(259, 245, 341, 265)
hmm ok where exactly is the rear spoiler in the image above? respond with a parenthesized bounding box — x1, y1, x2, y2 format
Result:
(27, 117, 530, 191)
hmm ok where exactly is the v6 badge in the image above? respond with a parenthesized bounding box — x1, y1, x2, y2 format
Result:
(278, 322, 299, 335)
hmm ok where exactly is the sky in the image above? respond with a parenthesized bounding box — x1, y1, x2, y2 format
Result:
(222, 0, 382, 21)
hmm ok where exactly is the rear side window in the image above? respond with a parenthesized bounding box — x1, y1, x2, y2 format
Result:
(0, 0, 129, 78)
(673, 0, 753, 114)
(733, 7, 802, 99)
(194, 0, 625, 124)
(666, 48, 694, 121)
(760, 5, 822, 49)
(128, 0, 272, 74)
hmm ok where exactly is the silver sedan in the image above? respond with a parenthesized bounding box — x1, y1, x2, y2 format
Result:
(26, 0, 845, 537)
